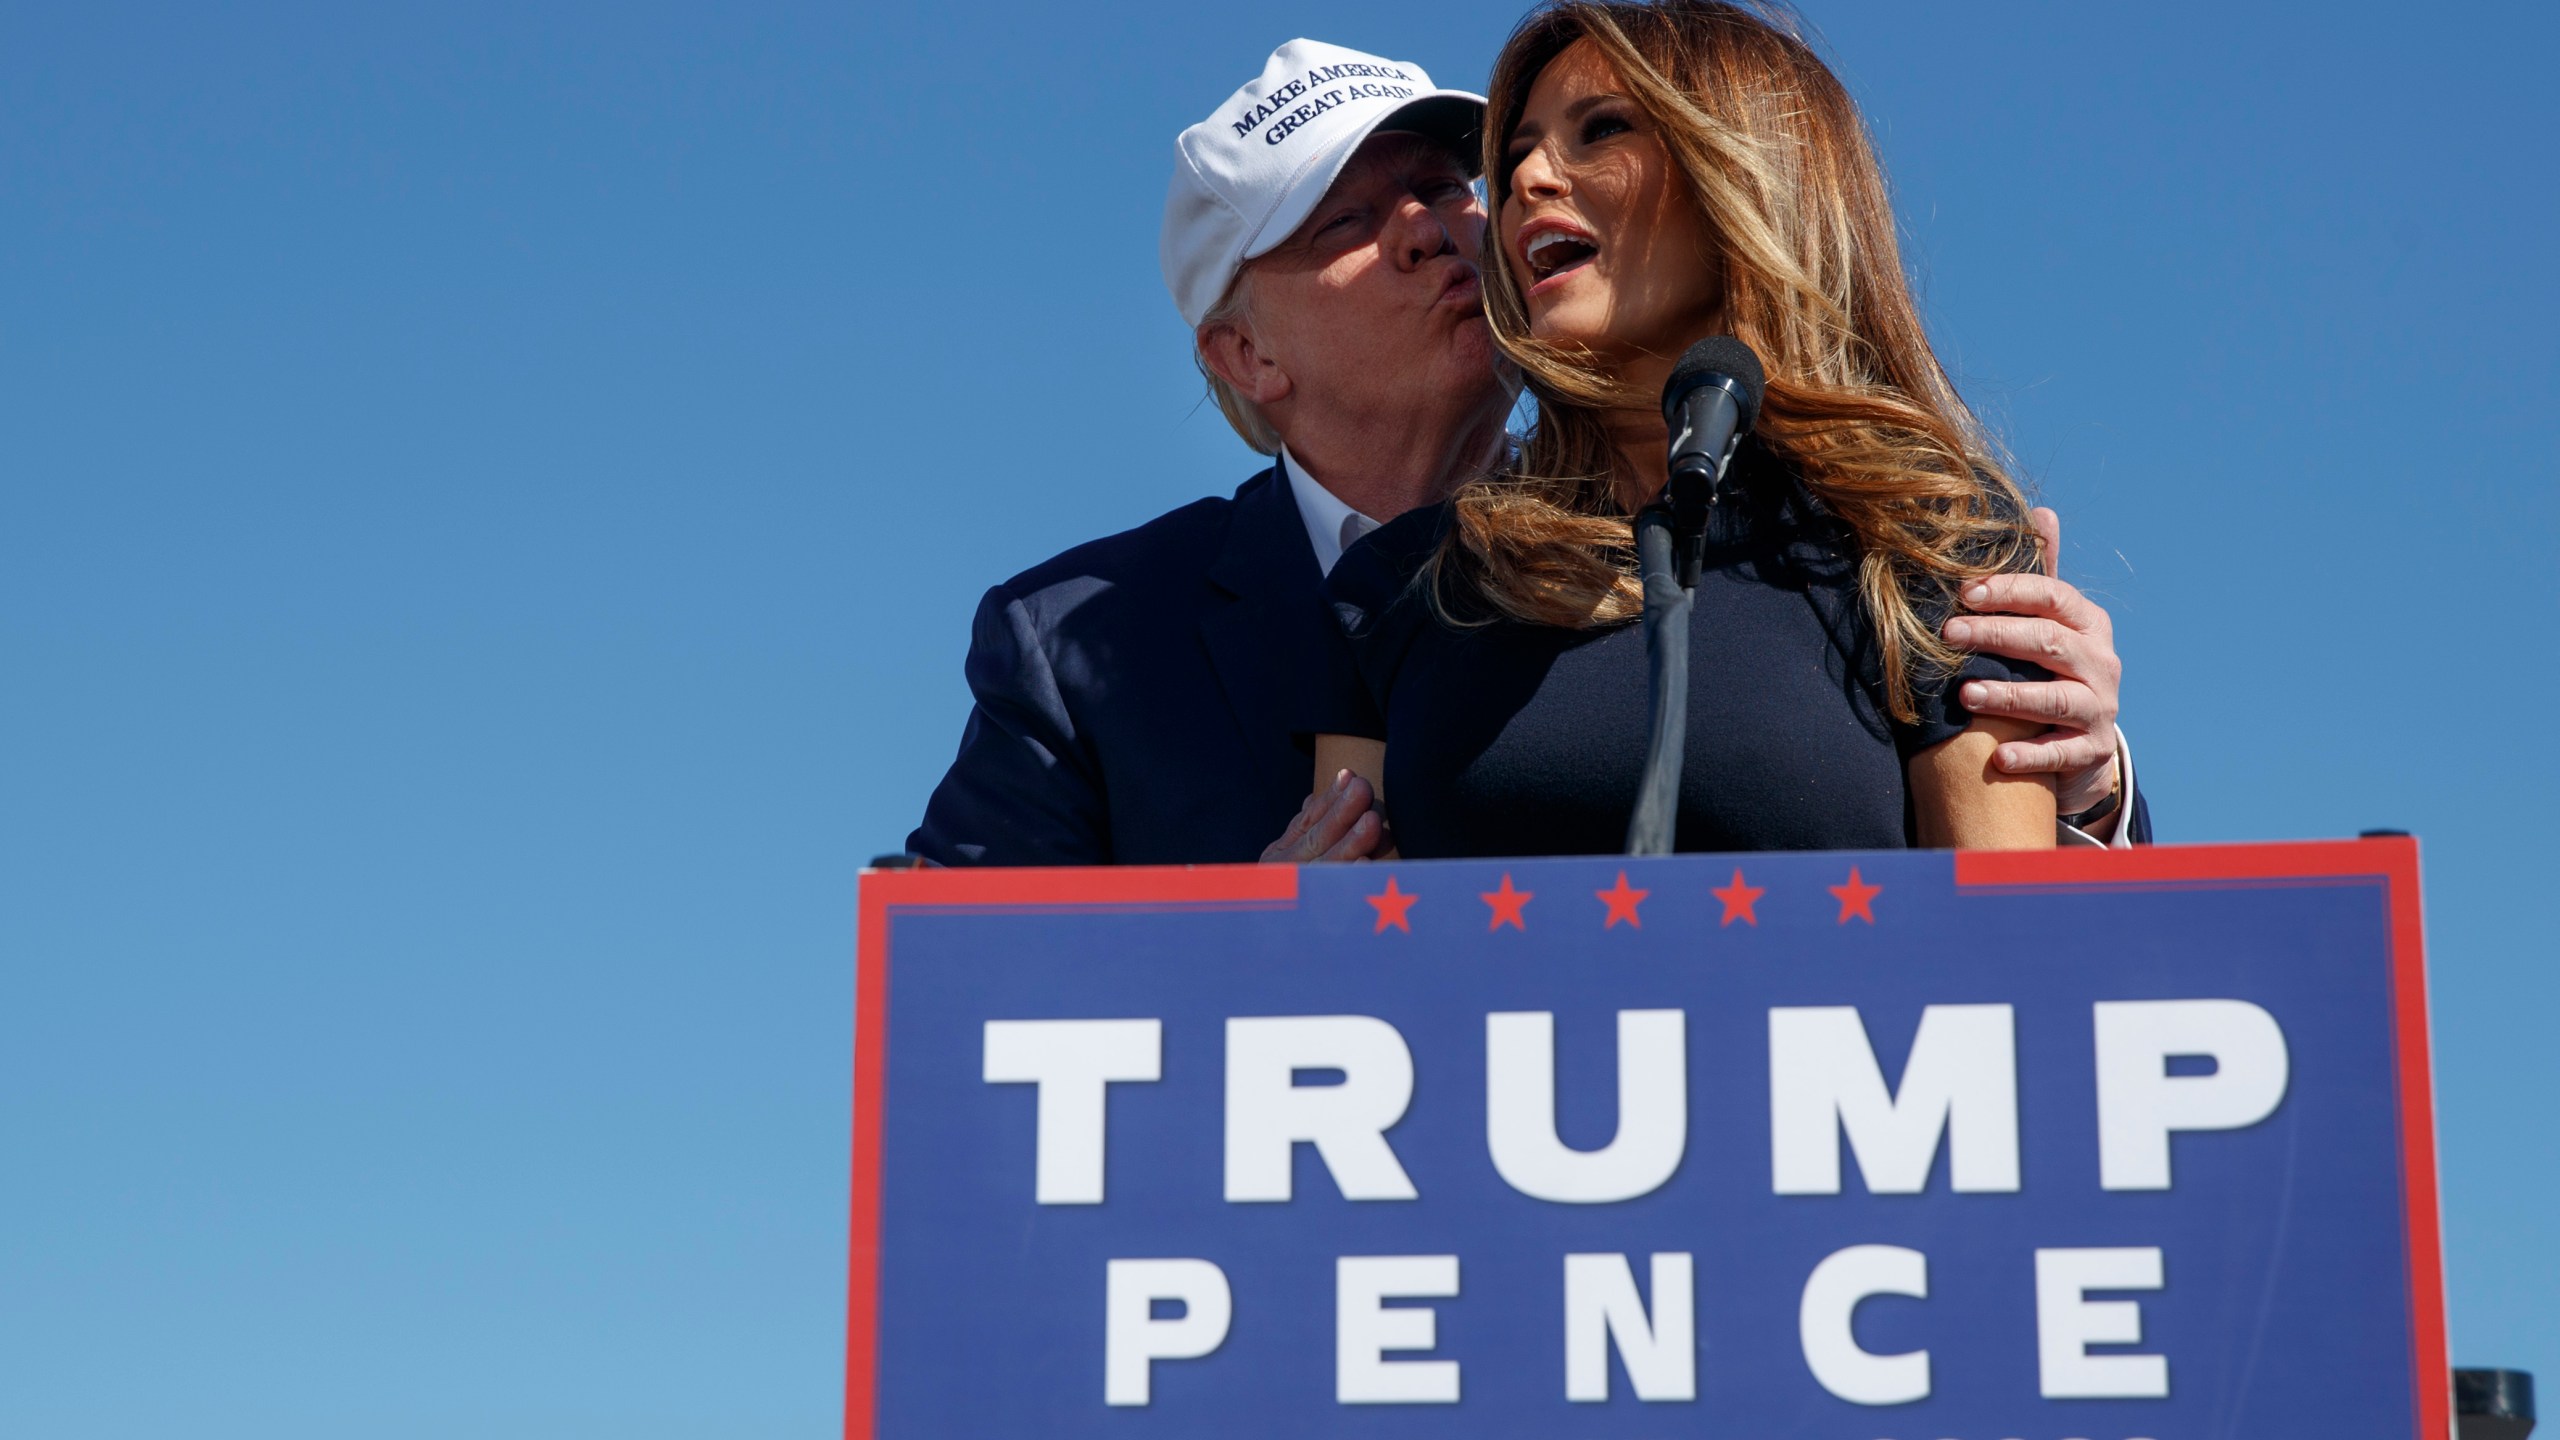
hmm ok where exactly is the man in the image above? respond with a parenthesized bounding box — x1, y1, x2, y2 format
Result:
(908, 39, 2144, 867)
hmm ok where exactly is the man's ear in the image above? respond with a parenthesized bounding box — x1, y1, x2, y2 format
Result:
(1197, 320, 1294, 407)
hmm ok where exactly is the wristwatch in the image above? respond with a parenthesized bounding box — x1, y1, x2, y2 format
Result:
(2060, 766, 2124, 832)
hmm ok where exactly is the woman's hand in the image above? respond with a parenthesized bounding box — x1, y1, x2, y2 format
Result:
(1261, 768, 1393, 863)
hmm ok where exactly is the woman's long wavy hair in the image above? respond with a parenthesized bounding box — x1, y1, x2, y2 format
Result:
(1447, 0, 2035, 721)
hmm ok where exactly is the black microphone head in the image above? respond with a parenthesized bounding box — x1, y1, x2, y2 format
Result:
(1661, 336, 1766, 434)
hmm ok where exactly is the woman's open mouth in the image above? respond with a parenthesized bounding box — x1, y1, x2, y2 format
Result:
(1521, 222, 1599, 288)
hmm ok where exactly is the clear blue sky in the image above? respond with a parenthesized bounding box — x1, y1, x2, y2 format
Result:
(4, 1, 2552, 1433)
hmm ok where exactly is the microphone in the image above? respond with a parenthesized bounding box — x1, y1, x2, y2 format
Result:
(1656, 337, 1766, 587)
(1626, 336, 1766, 856)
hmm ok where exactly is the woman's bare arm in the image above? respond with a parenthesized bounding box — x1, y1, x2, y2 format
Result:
(1314, 735, 1387, 803)
(1908, 716, 2057, 850)
(1259, 734, 1392, 862)
(1259, 737, 1394, 864)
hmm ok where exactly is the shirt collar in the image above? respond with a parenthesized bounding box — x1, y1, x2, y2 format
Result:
(1280, 445, 1380, 577)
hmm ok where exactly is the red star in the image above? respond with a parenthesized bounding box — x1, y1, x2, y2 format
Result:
(1481, 873, 1533, 931)
(1711, 868, 1765, 926)
(1367, 876, 1417, 933)
(1829, 866, 1881, 925)
(1596, 871, 1649, 929)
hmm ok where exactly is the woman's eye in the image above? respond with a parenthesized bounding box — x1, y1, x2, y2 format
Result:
(1580, 112, 1633, 144)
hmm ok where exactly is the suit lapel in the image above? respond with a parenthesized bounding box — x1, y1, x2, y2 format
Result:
(1200, 464, 1330, 803)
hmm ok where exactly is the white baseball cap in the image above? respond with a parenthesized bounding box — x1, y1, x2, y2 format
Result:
(1161, 39, 1486, 327)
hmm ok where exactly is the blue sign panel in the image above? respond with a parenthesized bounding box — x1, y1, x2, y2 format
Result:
(848, 839, 2447, 1439)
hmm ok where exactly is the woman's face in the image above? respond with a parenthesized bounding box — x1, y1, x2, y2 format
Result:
(1501, 39, 1723, 376)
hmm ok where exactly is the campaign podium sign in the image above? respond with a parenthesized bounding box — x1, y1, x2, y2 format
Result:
(847, 839, 2447, 1439)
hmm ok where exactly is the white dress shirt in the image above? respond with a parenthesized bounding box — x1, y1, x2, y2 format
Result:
(1281, 446, 1379, 577)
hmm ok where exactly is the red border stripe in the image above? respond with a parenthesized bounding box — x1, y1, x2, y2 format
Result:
(843, 875, 891, 1440)
(1956, 836, 2410, 887)
(859, 863, 1297, 911)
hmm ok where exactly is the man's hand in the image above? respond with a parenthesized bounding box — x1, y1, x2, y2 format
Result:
(1261, 769, 1392, 863)
(1943, 507, 2123, 817)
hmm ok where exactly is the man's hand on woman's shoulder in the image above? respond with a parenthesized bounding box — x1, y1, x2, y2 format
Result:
(1941, 506, 2125, 817)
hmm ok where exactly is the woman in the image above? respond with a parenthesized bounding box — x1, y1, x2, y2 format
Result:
(1308, 0, 2057, 855)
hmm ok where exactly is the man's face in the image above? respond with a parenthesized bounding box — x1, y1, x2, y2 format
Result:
(1230, 132, 1501, 423)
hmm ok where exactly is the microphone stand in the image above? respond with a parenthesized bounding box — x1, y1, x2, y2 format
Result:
(1625, 504, 1690, 856)
(1623, 340, 1761, 857)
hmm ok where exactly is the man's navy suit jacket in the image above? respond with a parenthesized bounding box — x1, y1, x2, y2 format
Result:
(907, 463, 2153, 865)
(909, 464, 1335, 866)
